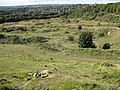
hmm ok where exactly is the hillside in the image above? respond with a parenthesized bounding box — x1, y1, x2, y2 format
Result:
(0, 18, 120, 89)
(0, 3, 120, 90)
(1, 3, 120, 23)
(0, 4, 84, 23)
(67, 3, 120, 23)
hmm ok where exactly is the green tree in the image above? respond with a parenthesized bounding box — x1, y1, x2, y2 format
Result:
(78, 32, 96, 48)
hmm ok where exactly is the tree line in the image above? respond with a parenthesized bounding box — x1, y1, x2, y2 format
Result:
(0, 3, 120, 23)
(0, 4, 83, 23)
(0, 10, 61, 23)
(67, 2, 120, 23)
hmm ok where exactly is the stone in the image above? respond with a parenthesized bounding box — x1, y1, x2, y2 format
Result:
(26, 78, 32, 81)
(40, 70, 52, 78)
(33, 71, 41, 78)
(41, 74, 48, 78)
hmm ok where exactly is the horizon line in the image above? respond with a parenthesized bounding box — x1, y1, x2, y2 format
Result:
(0, 2, 119, 7)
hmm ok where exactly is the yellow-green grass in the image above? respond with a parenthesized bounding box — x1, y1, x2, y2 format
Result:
(0, 44, 120, 90)
(0, 18, 120, 90)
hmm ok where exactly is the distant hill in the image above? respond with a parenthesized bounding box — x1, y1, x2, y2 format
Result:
(0, 4, 85, 23)
(0, 4, 75, 10)
(0, 3, 120, 23)
(67, 2, 120, 23)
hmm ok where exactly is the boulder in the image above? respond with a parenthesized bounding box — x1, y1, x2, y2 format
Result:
(33, 71, 41, 78)
(32, 70, 53, 78)
(40, 70, 52, 78)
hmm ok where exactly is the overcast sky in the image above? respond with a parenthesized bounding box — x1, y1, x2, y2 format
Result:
(0, 0, 120, 6)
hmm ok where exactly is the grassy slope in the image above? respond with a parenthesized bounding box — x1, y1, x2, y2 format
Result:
(0, 18, 120, 90)
(0, 44, 120, 90)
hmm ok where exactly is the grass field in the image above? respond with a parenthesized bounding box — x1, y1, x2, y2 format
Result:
(0, 18, 120, 90)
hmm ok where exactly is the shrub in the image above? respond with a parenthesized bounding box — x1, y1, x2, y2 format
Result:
(65, 31, 70, 34)
(78, 32, 96, 48)
(1, 27, 14, 32)
(81, 83, 101, 90)
(76, 20, 79, 23)
(100, 62, 116, 67)
(67, 20, 71, 23)
(0, 34, 6, 39)
(0, 85, 19, 90)
(97, 22, 101, 26)
(98, 32, 105, 37)
(102, 43, 111, 49)
(0, 35, 48, 44)
(94, 62, 116, 68)
(16, 26, 27, 31)
(0, 26, 27, 32)
(40, 43, 63, 51)
(7, 35, 28, 44)
(78, 25, 82, 30)
(68, 35, 74, 42)
(31, 36, 48, 43)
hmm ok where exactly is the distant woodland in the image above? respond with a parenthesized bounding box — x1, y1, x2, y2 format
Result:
(0, 3, 120, 23)
(67, 3, 120, 23)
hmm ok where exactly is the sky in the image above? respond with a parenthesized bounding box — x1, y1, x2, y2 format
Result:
(0, 0, 120, 6)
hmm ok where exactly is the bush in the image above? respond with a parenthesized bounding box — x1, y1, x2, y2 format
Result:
(0, 34, 6, 39)
(78, 25, 82, 30)
(98, 32, 105, 37)
(97, 22, 101, 26)
(0, 34, 49, 44)
(31, 36, 48, 43)
(78, 32, 96, 48)
(1, 27, 14, 32)
(16, 26, 27, 31)
(6, 35, 28, 44)
(68, 35, 74, 42)
(67, 20, 71, 23)
(0, 26, 27, 32)
(102, 43, 111, 49)
(76, 20, 79, 23)
(94, 62, 116, 68)
(40, 43, 63, 51)
(0, 85, 19, 90)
